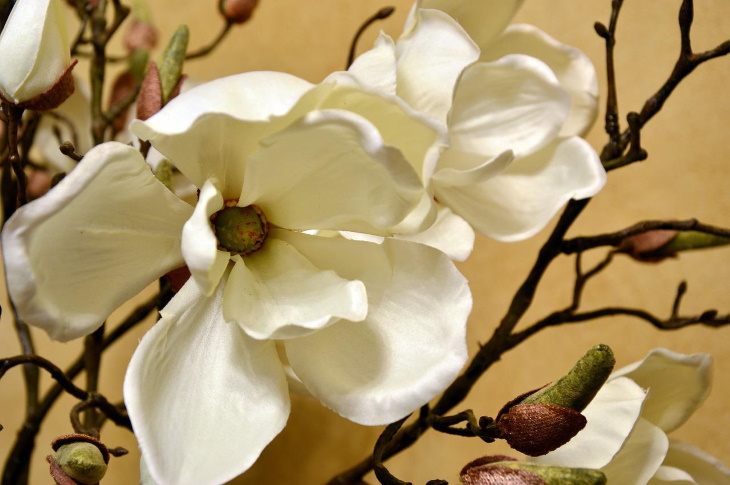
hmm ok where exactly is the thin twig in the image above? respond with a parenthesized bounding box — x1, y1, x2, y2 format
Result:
(346, 7, 395, 68)
(186, 21, 233, 60)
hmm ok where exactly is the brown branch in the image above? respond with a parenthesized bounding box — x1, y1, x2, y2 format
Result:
(594, 0, 625, 158)
(186, 21, 233, 60)
(562, 219, 730, 254)
(346, 7, 396, 68)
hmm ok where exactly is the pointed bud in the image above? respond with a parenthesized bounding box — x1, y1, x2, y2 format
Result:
(108, 70, 137, 133)
(154, 158, 174, 192)
(0, 0, 76, 110)
(497, 403, 586, 456)
(461, 458, 606, 485)
(124, 18, 159, 51)
(159, 25, 189, 104)
(220, 0, 259, 24)
(129, 48, 150, 82)
(519, 344, 615, 412)
(619, 230, 678, 262)
(137, 62, 163, 121)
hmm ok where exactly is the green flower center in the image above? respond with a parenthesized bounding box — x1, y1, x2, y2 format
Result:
(211, 204, 268, 255)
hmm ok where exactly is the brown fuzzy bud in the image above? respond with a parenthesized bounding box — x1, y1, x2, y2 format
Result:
(497, 404, 586, 456)
(10, 60, 78, 112)
(107, 70, 137, 133)
(137, 62, 163, 121)
(460, 458, 606, 485)
(619, 230, 678, 262)
(220, 0, 259, 24)
(165, 266, 191, 293)
(124, 18, 159, 51)
(27, 170, 52, 200)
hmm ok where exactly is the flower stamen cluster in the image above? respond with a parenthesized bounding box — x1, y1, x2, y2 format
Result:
(211, 202, 268, 255)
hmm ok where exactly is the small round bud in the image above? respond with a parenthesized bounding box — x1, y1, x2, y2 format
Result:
(212, 205, 268, 254)
(124, 19, 159, 51)
(221, 0, 259, 24)
(54, 442, 107, 484)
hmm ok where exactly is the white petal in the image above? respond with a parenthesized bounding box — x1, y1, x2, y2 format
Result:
(394, 205, 475, 262)
(534, 377, 646, 469)
(0, 0, 69, 102)
(240, 109, 435, 235)
(649, 466, 697, 485)
(435, 137, 604, 242)
(2, 142, 192, 341)
(181, 179, 229, 296)
(661, 440, 730, 485)
(602, 418, 669, 485)
(612, 349, 713, 433)
(481, 24, 599, 137)
(223, 237, 367, 340)
(280, 232, 471, 425)
(395, 9, 479, 123)
(131, 72, 314, 197)
(313, 73, 445, 182)
(447, 55, 570, 159)
(124, 275, 290, 485)
(139, 457, 159, 485)
(405, 0, 525, 52)
(348, 33, 397, 95)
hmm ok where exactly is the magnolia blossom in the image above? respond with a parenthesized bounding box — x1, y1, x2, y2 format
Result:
(344, 0, 605, 259)
(532, 348, 730, 484)
(0, 0, 75, 110)
(3, 71, 473, 484)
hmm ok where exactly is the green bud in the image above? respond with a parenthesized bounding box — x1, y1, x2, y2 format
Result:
(154, 159, 174, 192)
(212, 205, 268, 255)
(54, 442, 108, 485)
(521, 344, 615, 412)
(657, 231, 730, 255)
(492, 461, 606, 485)
(159, 25, 189, 104)
(129, 48, 150, 82)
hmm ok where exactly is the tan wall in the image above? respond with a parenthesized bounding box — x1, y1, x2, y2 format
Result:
(1, 1, 728, 484)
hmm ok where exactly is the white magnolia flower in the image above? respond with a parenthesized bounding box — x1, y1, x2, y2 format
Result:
(532, 348, 730, 484)
(3, 71, 472, 484)
(0, 0, 74, 109)
(345, 0, 605, 259)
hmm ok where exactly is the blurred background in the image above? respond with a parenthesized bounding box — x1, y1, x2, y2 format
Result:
(1, 0, 729, 483)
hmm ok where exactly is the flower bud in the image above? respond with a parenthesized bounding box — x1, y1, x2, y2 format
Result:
(0, 0, 76, 111)
(519, 344, 615, 412)
(48, 434, 110, 485)
(460, 456, 606, 485)
(137, 62, 163, 121)
(621, 229, 730, 262)
(220, 0, 259, 24)
(124, 18, 159, 51)
(496, 403, 586, 456)
(159, 25, 189, 104)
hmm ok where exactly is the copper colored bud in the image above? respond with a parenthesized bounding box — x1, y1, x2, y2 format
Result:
(460, 457, 606, 485)
(497, 403, 586, 456)
(221, 0, 259, 24)
(48, 434, 110, 485)
(123, 18, 159, 51)
(9, 60, 78, 112)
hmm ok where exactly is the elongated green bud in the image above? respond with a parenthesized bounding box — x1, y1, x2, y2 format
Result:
(460, 456, 606, 485)
(658, 231, 730, 255)
(521, 344, 615, 412)
(154, 159, 174, 192)
(491, 461, 606, 485)
(159, 25, 189, 103)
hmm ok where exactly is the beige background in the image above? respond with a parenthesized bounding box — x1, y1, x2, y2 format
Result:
(1, 1, 729, 484)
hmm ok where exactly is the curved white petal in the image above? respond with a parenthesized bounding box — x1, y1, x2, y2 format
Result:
(661, 440, 730, 485)
(480, 24, 599, 137)
(348, 33, 398, 96)
(240, 109, 435, 235)
(602, 418, 669, 485)
(405, 0, 525, 52)
(280, 232, 471, 425)
(2, 142, 192, 341)
(649, 466, 697, 485)
(435, 137, 604, 242)
(223, 238, 367, 340)
(612, 349, 713, 433)
(124, 275, 290, 485)
(448, 55, 570, 159)
(396, 9, 479, 123)
(132, 72, 314, 197)
(181, 179, 229, 296)
(139, 457, 159, 485)
(534, 377, 646, 469)
(313, 73, 445, 182)
(394, 205, 475, 262)
(0, 0, 70, 102)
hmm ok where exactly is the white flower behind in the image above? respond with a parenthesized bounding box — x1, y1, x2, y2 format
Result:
(532, 348, 730, 485)
(345, 0, 605, 259)
(3, 71, 472, 485)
